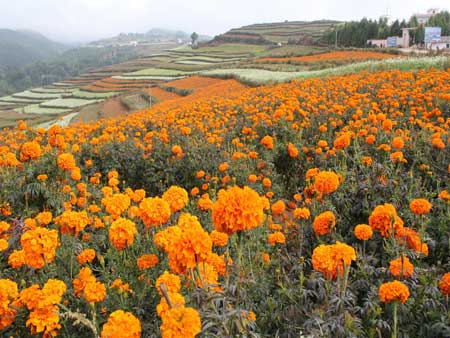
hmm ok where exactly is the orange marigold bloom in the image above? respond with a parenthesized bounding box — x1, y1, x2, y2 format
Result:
(210, 230, 229, 247)
(212, 185, 266, 235)
(157, 292, 185, 318)
(101, 310, 141, 338)
(390, 151, 407, 163)
(160, 306, 201, 338)
(35, 211, 52, 226)
(391, 137, 404, 149)
(77, 249, 96, 265)
(314, 170, 340, 195)
(20, 227, 59, 269)
(368, 203, 403, 238)
(0, 279, 18, 330)
(139, 197, 171, 228)
(8, 249, 25, 268)
(171, 145, 183, 158)
(57, 152, 76, 171)
(101, 193, 131, 219)
(333, 133, 351, 150)
(198, 193, 213, 210)
(389, 256, 414, 278)
(248, 174, 258, 182)
(395, 227, 422, 252)
(439, 272, 450, 296)
(268, 231, 286, 245)
(84, 281, 106, 303)
(37, 174, 48, 181)
(271, 200, 286, 216)
(312, 241, 356, 280)
(293, 207, 310, 220)
(287, 142, 299, 158)
(262, 177, 272, 188)
(218, 162, 229, 172)
(20, 141, 42, 162)
(109, 217, 137, 250)
(137, 254, 159, 270)
(155, 271, 181, 296)
(438, 190, 450, 202)
(361, 156, 373, 166)
(162, 186, 189, 212)
(260, 135, 274, 150)
(409, 198, 432, 215)
(54, 210, 90, 236)
(354, 224, 373, 241)
(313, 211, 336, 236)
(379, 280, 410, 304)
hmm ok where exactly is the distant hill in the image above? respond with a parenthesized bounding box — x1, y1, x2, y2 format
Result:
(89, 28, 211, 47)
(0, 29, 67, 69)
(213, 20, 341, 45)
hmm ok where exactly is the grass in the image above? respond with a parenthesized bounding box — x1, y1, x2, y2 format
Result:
(122, 68, 193, 77)
(21, 105, 72, 115)
(40, 98, 100, 109)
(13, 91, 62, 100)
(71, 90, 119, 99)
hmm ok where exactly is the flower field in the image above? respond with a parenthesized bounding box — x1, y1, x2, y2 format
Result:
(257, 50, 398, 64)
(0, 66, 450, 338)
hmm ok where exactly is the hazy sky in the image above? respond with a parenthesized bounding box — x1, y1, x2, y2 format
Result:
(0, 0, 448, 42)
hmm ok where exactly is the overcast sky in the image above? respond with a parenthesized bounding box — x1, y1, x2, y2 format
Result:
(0, 0, 448, 43)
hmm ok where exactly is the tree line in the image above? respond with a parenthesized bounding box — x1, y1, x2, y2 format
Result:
(0, 46, 140, 97)
(325, 11, 450, 47)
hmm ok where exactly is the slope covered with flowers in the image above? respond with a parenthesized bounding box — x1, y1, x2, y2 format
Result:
(0, 67, 449, 337)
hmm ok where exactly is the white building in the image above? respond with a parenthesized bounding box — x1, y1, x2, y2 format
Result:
(428, 36, 450, 50)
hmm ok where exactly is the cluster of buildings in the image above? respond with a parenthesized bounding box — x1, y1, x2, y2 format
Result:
(367, 8, 449, 51)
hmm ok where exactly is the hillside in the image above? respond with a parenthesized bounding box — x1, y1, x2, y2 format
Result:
(213, 20, 341, 45)
(0, 29, 66, 69)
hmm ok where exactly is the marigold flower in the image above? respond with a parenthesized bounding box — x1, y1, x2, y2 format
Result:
(84, 281, 106, 303)
(0, 278, 18, 330)
(379, 280, 410, 304)
(314, 170, 340, 195)
(439, 272, 450, 296)
(155, 271, 181, 296)
(218, 162, 229, 172)
(313, 211, 336, 236)
(109, 217, 137, 250)
(210, 230, 229, 247)
(101, 310, 141, 338)
(162, 186, 189, 212)
(354, 224, 373, 241)
(54, 210, 90, 236)
(268, 231, 286, 245)
(271, 200, 286, 216)
(57, 152, 76, 171)
(368, 203, 403, 238)
(77, 249, 96, 265)
(312, 241, 356, 280)
(293, 207, 310, 220)
(333, 133, 351, 149)
(137, 254, 159, 270)
(20, 141, 42, 162)
(139, 197, 171, 228)
(20, 227, 59, 269)
(389, 256, 414, 278)
(212, 185, 266, 234)
(160, 306, 201, 338)
(35, 211, 52, 226)
(101, 193, 131, 219)
(157, 292, 185, 318)
(260, 135, 274, 150)
(409, 198, 432, 215)
(287, 143, 299, 157)
(391, 136, 404, 149)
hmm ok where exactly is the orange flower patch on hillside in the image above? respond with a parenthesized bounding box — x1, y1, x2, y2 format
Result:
(257, 50, 398, 63)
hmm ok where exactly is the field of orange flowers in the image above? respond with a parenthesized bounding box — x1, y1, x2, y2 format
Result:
(0, 67, 450, 338)
(257, 50, 398, 64)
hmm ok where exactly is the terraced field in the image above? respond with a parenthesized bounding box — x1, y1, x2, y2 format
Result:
(215, 20, 340, 44)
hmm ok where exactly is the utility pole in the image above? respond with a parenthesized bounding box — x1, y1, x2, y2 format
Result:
(335, 29, 338, 48)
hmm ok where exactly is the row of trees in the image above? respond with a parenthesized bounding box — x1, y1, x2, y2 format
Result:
(325, 11, 450, 47)
(0, 46, 140, 97)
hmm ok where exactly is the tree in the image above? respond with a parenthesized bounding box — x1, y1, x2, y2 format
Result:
(190, 32, 199, 49)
